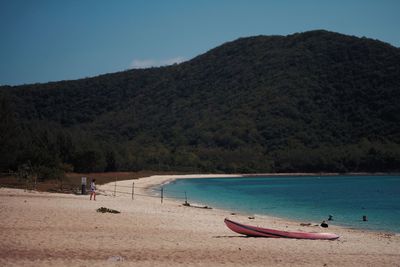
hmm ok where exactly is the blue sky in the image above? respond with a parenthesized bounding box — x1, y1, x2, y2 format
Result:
(1, 0, 399, 86)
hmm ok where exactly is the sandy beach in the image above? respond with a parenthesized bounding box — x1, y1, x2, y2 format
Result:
(1, 174, 399, 266)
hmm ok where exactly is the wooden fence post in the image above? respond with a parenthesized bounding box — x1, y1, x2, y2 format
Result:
(132, 182, 135, 200)
(114, 178, 117, 197)
(185, 191, 188, 204)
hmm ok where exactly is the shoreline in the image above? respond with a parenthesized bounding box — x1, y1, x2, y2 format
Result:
(1, 174, 399, 266)
(106, 174, 399, 235)
(132, 172, 400, 191)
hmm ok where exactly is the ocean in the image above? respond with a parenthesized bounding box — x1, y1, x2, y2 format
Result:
(161, 175, 400, 233)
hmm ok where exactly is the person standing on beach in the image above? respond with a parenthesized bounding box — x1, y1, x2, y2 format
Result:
(90, 179, 96, 201)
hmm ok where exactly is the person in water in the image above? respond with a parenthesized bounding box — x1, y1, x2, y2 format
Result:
(90, 179, 96, 201)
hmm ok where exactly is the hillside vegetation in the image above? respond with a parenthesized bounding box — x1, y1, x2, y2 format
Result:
(1, 30, 400, 179)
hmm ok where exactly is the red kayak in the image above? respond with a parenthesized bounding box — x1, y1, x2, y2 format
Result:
(224, 218, 339, 240)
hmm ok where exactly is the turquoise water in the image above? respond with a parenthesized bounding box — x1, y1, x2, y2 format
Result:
(161, 176, 400, 233)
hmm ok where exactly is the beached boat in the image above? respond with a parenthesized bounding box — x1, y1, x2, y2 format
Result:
(224, 218, 339, 240)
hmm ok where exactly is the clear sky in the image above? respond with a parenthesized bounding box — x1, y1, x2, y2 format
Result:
(1, 0, 399, 86)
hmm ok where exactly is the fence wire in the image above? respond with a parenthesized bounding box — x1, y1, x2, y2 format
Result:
(2, 179, 189, 204)
(98, 181, 188, 203)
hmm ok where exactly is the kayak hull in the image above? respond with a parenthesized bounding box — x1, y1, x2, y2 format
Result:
(224, 218, 339, 240)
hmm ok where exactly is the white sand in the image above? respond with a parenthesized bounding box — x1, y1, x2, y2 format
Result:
(1, 174, 399, 266)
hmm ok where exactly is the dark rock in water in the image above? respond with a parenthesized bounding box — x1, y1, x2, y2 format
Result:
(248, 216, 255, 219)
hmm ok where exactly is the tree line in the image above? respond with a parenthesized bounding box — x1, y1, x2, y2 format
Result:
(1, 30, 400, 179)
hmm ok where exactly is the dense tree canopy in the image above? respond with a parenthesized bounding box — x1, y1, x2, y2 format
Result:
(1, 30, 400, 177)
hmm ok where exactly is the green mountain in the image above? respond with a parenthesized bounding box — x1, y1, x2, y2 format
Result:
(1, 30, 400, 177)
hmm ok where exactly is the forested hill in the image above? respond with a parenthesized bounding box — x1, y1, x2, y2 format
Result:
(1, 30, 400, 177)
